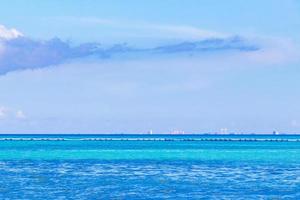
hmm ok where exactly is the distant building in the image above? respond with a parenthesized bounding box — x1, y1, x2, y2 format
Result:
(220, 128, 228, 134)
(171, 130, 185, 134)
(273, 131, 279, 135)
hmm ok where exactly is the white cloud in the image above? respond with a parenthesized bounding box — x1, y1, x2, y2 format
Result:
(0, 106, 27, 120)
(0, 24, 23, 40)
(16, 110, 26, 119)
(0, 106, 8, 119)
(0, 25, 23, 60)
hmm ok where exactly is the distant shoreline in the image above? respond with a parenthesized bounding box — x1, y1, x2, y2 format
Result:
(0, 133, 299, 136)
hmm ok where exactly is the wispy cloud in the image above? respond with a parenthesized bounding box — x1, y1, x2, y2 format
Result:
(16, 110, 26, 119)
(0, 24, 260, 75)
(142, 24, 227, 40)
(50, 17, 227, 40)
(56, 16, 116, 26)
(0, 106, 8, 119)
(242, 37, 300, 64)
(1, 23, 299, 76)
(153, 37, 259, 53)
(0, 106, 26, 120)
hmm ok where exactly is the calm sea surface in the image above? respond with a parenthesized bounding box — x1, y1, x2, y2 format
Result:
(1, 134, 300, 199)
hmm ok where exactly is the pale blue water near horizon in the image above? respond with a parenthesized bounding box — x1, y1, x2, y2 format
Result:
(1, 134, 300, 199)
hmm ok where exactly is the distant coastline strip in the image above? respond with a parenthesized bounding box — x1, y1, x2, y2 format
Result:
(0, 138, 300, 142)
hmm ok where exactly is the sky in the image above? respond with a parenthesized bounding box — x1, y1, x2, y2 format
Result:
(0, 0, 300, 134)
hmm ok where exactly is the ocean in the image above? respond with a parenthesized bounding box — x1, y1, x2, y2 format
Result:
(1, 134, 300, 199)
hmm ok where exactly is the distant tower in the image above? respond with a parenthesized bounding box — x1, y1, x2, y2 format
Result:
(273, 130, 279, 135)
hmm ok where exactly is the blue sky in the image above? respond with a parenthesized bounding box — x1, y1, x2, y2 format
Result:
(0, 0, 300, 134)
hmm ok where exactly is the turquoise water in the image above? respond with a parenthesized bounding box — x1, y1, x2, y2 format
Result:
(1, 134, 300, 199)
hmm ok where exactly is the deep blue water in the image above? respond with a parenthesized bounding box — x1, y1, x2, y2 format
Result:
(1, 134, 300, 199)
